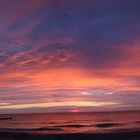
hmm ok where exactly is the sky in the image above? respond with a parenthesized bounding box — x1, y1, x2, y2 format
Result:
(0, 0, 140, 113)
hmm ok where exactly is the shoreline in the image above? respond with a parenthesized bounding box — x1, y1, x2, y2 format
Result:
(0, 130, 140, 140)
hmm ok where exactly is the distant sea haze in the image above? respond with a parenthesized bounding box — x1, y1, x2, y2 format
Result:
(0, 111, 140, 134)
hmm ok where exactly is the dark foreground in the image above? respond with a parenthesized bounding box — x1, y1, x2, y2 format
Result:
(0, 130, 140, 140)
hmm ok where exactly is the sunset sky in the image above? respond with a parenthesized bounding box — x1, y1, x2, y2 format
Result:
(0, 0, 140, 113)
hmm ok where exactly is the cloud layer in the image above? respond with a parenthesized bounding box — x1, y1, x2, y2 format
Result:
(0, 0, 140, 113)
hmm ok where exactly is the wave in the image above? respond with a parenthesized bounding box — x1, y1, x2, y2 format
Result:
(0, 121, 139, 134)
(54, 124, 93, 128)
(0, 123, 121, 132)
(0, 127, 63, 132)
(0, 117, 13, 120)
(52, 123, 121, 128)
(95, 123, 120, 128)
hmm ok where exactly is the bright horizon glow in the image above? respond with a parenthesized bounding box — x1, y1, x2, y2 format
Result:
(0, 101, 119, 109)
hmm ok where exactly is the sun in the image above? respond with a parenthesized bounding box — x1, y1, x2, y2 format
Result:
(70, 109, 81, 113)
(81, 92, 91, 95)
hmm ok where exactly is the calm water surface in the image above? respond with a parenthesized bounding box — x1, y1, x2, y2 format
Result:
(0, 111, 140, 134)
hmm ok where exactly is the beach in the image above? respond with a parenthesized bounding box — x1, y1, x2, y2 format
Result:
(0, 130, 140, 140)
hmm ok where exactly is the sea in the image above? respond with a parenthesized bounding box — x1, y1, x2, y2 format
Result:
(0, 111, 140, 134)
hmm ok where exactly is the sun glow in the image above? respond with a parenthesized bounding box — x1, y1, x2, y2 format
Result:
(0, 101, 120, 109)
